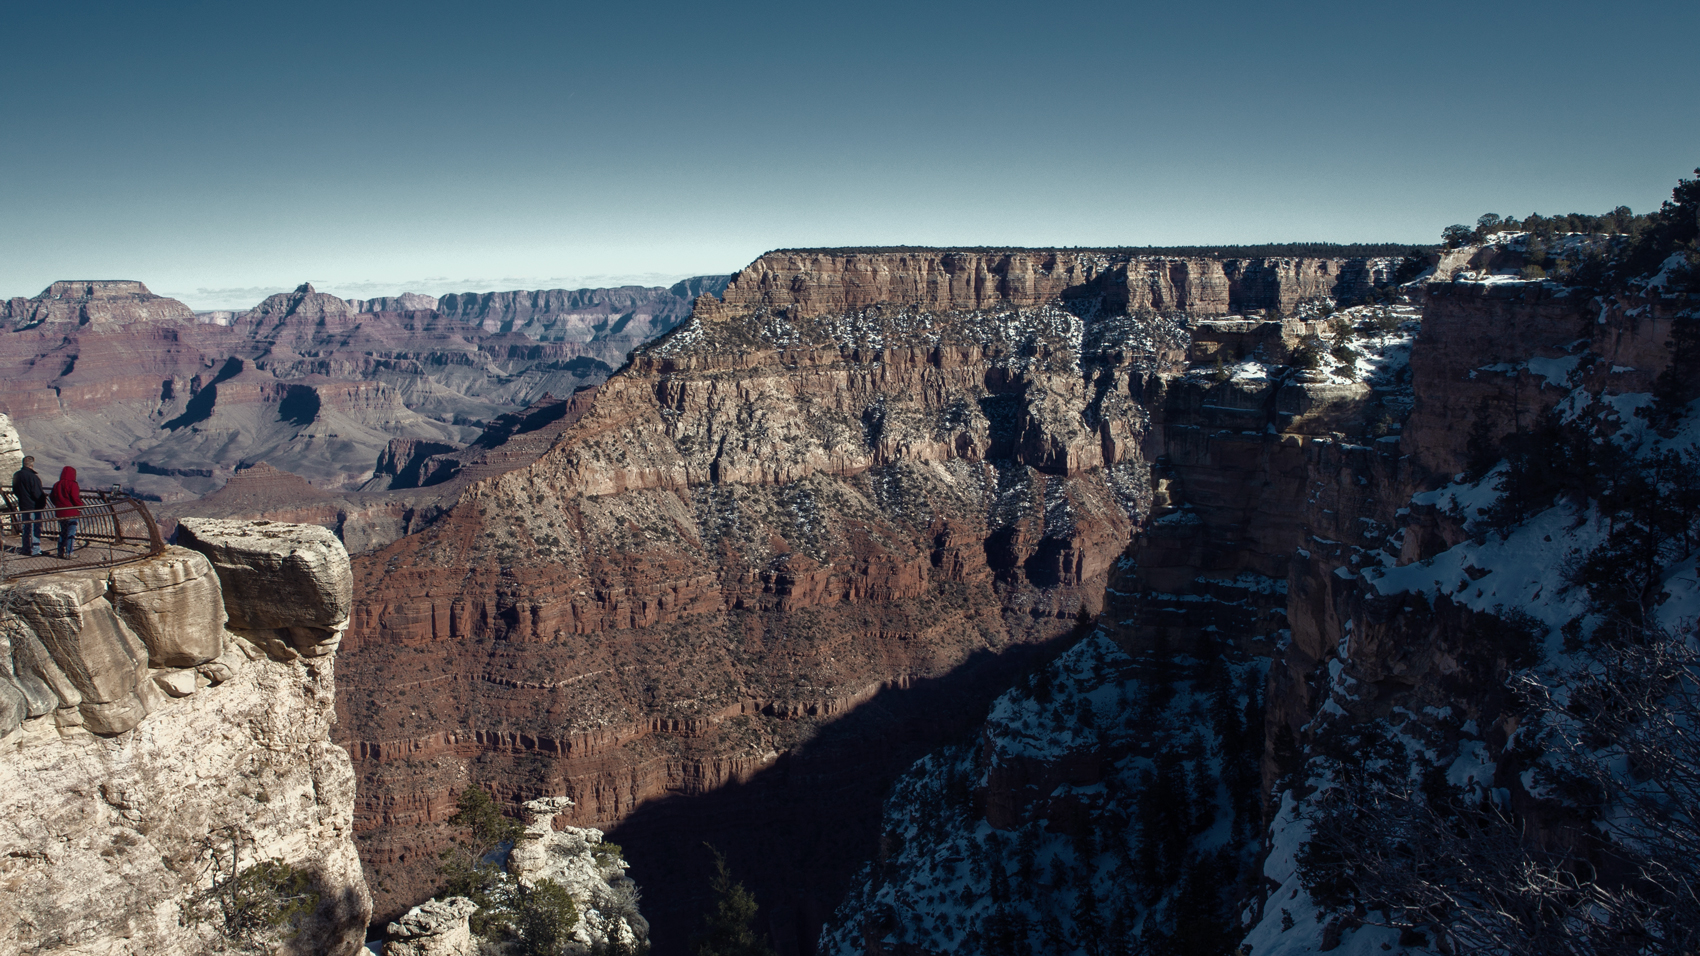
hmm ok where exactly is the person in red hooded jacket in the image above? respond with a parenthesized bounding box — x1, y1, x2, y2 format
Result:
(49, 466, 83, 558)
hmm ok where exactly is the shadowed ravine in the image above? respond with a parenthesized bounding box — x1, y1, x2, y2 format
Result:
(604, 624, 1085, 956)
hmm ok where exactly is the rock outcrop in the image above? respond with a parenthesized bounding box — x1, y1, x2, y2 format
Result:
(386, 796, 650, 955)
(507, 797, 651, 952)
(0, 521, 371, 956)
(0, 411, 22, 479)
(177, 518, 353, 651)
(385, 897, 478, 956)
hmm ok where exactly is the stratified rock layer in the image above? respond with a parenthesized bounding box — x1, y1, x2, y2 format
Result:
(721, 249, 1406, 317)
(177, 518, 353, 634)
(0, 277, 726, 502)
(335, 248, 1415, 948)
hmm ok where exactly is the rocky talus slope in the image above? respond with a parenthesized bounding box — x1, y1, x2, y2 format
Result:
(0, 276, 724, 503)
(334, 248, 1422, 949)
(0, 519, 371, 955)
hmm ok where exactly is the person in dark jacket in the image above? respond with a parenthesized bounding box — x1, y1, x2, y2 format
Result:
(10, 455, 46, 556)
(49, 466, 83, 558)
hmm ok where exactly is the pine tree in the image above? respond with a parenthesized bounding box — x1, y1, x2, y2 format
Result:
(692, 846, 773, 956)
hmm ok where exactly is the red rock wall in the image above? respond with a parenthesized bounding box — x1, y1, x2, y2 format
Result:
(720, 250, 1404, 318)
(333, 274, 1206, 932)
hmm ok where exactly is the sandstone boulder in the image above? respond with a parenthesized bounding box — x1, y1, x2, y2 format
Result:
(12, 573, 156, 734)
(385, 897, 480, 956)
(109, 545, 227, 667)
(177, 518, 352, 633)
(196, 639, 251, 685)
(152, 667, 199, 697)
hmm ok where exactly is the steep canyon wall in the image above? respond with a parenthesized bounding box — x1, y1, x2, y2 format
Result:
(813, 257, 1700, 953)
(334, 249, 1417, 950)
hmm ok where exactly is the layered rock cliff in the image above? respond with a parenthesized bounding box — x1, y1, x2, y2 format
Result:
(0, 276, 724, 503)
(719, 249, 1413, 317)
(0, 519, 371, 956)
(1, 280, 195, 330)
(333, 248, 1420, 949)
(819, 295, 1420, 954)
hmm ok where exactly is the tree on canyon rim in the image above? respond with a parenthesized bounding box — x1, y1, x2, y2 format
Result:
(436, 784, 585, 954)
(181, 825, 321, 952)
(691, 846, 773, 956)
(438, 785, 522, 925)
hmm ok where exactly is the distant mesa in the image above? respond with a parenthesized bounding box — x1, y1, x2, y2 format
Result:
(1, 279, 194, 330)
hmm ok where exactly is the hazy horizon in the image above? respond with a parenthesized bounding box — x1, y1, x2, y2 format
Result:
(148, 272, 730, 312)
(4, 0, 1695, 311)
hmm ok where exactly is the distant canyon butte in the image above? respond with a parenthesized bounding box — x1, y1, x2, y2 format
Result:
(0, 247, 1425, 952)
(0, 276, 725, 502)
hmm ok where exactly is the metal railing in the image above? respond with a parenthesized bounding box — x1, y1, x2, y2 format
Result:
(0, 488, 167, 581)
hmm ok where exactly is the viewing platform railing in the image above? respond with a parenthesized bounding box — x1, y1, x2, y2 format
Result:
(0, 488, 167, 581)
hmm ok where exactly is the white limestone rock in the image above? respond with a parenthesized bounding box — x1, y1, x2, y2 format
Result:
(11, 572, 158, 735)
(386, 896, 479, 956)
(109, 546, 227, 667)
(175, 518, 352, 634)
(0, 411, 22, 482)
(4, 614, 82, 729)
(1, 615, 58, 719)
(151, 668, 199, 698)
(0, 648, 370, 955)
(509, 797, 651, 953)
(392, 797, 651, 955)
(0, 536, 370, 955)
(0, 674, 24, 736)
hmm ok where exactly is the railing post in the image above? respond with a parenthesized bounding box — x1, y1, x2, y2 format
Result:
(133, 496, 165, 554)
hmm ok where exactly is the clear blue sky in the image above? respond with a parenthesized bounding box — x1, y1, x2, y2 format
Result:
(3, 0, 1695, 309)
